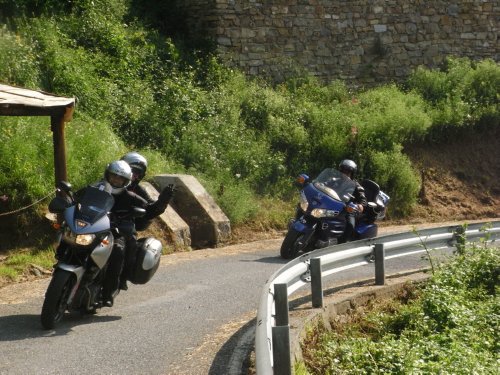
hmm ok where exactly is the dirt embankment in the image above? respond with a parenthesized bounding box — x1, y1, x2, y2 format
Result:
(401, 126, 500, 223)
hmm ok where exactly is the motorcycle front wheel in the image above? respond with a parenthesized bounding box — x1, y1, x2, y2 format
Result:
(41, 269, 74, 329)
(280, 228, 309, 259)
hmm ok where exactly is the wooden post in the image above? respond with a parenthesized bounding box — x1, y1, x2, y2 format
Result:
(51, 113, 67, 185)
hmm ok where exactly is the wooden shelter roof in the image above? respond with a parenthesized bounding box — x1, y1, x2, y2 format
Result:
(0, 84, 75, 119)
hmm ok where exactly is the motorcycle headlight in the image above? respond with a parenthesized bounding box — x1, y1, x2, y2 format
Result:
(299, 192, 309, 212)
(310, 208, 340, 218)
(75, 234, 96, 246)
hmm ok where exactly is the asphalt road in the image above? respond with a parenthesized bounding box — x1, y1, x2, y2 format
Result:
(0, 228, 456, 375)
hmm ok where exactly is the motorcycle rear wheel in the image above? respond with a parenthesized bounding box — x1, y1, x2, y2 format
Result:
(41, 269, 74, 329)
(280, 228, 308, 259)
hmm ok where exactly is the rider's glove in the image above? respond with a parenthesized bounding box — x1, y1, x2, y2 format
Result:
(158, 184, 175, 205)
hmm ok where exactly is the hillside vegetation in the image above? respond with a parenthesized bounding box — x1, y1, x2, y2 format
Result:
(299, 241, 499, 374)
(0, 0, 499, 251)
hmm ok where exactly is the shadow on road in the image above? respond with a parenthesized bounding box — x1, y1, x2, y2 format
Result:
(209, 318, 256, 375)
(0, 313, 121, 340)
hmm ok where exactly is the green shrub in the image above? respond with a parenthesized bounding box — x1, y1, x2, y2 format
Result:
(407, 57, 500, 136)
(0, 117, 55, 205)
(354, 85, 432, 150)
(0, 25, 40, 87)
(365, 147, 421, 217)
(302, 244, 499, 374)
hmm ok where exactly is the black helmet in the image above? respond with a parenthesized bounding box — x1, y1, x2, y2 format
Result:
(339, 159, 357, 178)
(121, 152, 148, 182)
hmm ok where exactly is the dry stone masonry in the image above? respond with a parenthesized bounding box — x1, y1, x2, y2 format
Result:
(178, 0, 499, 85)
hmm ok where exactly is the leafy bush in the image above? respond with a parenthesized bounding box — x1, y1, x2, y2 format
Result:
(365, 147, 421, 217)
(300, 243, 500, 374)
(407, 57, 500, 137)
(354, 85, 431, 150)
(0, 25, 39, 87)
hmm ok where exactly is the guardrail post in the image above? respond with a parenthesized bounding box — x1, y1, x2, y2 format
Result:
(274, 283, 289, 326)
(273, 283, 291, 375)
(374, 243, 385, 285)
(310, 258, 323, 308)
(272, 326, 292, 375)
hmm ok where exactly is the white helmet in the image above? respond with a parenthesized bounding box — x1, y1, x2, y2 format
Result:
(121, 151, 148, 181)
(104, 160, 133, 194)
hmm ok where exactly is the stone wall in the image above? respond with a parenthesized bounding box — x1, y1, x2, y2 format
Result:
(178, 0, 499, 85)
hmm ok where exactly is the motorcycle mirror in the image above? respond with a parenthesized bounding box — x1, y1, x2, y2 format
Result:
(48, 196, 71, 213)
(296, 173, 310, 185)
(57, 181, 72, 193)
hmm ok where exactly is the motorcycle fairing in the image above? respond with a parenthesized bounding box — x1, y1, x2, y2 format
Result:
(301, 183, 346, 214)
(90, 236, 114, 269)
(355, 222, 378, 239)
(291, 218, 316, 235)
(64, 187, 114, 234)
(64, 206, 111, 235)
(55, 264, 85, 305)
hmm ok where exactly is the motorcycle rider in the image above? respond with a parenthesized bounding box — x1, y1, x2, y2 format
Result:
(118, 151, 175, 290)
(121, 151, 175, 230)
(338, 159, 367, 242)
(100, 160, 149, 307)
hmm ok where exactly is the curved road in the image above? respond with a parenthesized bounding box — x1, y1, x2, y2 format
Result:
(0, 224, 459, 375)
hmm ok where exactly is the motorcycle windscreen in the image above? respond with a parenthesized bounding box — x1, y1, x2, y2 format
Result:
(313, 168, 356, 203)
(75, 187, 115, 224)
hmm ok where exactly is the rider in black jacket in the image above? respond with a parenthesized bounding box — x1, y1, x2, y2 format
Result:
(338, 159, 367, 242)
(118, 152, 175, 291)
(97, 160, 148, 307)
(121, 152, 174, 230)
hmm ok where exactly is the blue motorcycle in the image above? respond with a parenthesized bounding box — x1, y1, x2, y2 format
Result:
(280, 168, 390, 259)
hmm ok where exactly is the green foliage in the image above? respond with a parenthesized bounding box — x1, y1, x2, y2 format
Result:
(407, 57, 500, 137)
(354, 85, 432, 150)
(0, 117, 55, 206)
(366, 147, 421, 216)
(302, 243, 500, 374)
(0, 0, 498, 230)
(0, 25, 39, 87)
(0, 247, 55, 280)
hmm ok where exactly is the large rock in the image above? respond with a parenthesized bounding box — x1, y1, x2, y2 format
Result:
(154, 175, 231, 249)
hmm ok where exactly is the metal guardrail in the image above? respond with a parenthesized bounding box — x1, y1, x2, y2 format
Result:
(255, 220, 500, 374)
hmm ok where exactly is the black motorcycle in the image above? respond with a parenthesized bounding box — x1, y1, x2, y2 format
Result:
(41, 181, 162, 329)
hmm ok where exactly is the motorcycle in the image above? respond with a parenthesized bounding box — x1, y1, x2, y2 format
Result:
(41, 181, 162, 329)
(280, 168, 390, 259)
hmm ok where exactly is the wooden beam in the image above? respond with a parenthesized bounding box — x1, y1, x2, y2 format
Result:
(51, 114, 67, 185)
